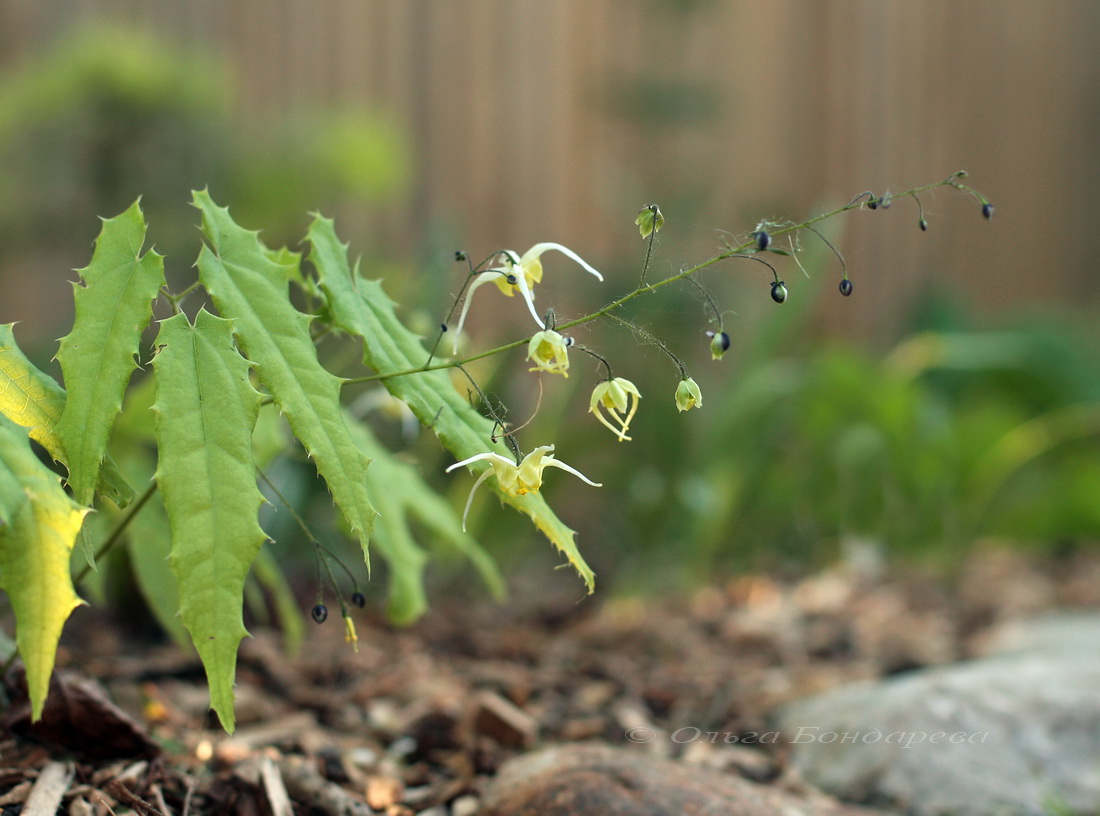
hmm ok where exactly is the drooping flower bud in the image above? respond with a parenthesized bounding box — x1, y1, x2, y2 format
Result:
(311, 603, 328, 624)
(755, 230, 771, 251)
(839, 278, 853, 297)
(770, 281, 788, 303)
(981, 202, 994, 220)
(635, 204, 665, 239)
(675, 377, 702, 412)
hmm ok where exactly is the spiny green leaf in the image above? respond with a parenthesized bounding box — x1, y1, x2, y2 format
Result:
(306, 215, 595, 591)
(192, 190, 376, 566)
(151, 309, 267, 733)
(0, 414, 88, 721)
(346, 415, 504, 624)
(0, 323, 134, 507)
(54, 200, 164, 508)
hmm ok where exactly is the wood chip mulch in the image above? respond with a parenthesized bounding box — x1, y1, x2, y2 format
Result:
(2, 546, 1098, 815)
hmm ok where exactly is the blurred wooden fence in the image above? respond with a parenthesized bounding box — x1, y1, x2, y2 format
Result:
(2, 0, 1098, 341)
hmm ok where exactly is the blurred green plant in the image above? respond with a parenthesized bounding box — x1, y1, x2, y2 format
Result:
(0, 23, 409, 286)
(602, 301, 1100, 586)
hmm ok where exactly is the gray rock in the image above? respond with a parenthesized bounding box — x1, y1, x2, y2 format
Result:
(776, 649, 1100, 816)
(977, 611, 1100, 657)
(478, 743, 879, 816)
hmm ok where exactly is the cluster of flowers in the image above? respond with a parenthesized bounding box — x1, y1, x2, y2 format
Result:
(444, 207, 705, 528)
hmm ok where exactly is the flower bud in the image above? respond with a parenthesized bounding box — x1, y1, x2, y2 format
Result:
(755, 230, 771, 251)
(352, 592, 366, 608)
(981, 202, 994, 220)
(635, 204, 664, 238)
(770, 281, 788, 303)
(839, 278, 853, 297)
(919, 218, 929, 232)
(707, 330, 731, 360)
(311, 603, 328, 624)
(675, 377, 702, 412)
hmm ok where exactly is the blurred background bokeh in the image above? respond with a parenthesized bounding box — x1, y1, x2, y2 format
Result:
(2, 1, 1099, 599)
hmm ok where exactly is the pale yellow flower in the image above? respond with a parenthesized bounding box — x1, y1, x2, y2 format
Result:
(446, 445, 602, 530)
(527, 329, 571, 377)
(453, 243, 601, 351)
(675, 377, 702, 412)
(589, 377, 641, 441)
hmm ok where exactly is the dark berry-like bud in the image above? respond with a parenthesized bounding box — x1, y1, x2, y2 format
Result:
(440, 323, 448, 332)
(839, 278, 853, 297)
(919, 218, 929, 232)
(707, 330, 731, 360)
(351, 592, 366, 608)
(770, 281, 788, 304)
(505, 273, 518, 285)
(755, 230, 771, 251)
(867, 196, 878, 210)
(311, 603, 328, 624)
(563, 335, 575, 347)
(454, 251, 467, 261)
(981, 203, 994, 220)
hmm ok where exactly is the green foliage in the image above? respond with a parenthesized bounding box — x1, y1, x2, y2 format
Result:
(151, 310, 267, 732)
(54, 200, 164, 508)
(0, 195, 562, 727)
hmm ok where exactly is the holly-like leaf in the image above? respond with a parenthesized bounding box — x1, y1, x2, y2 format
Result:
(151, 309, 267, 733)
(0, 414, 88, 721)
(306, 215, 595, 591)
(0, 324, 134, 507)
(346, 415, 504, 624)
(54, 200, 164, 508)
(192, 191, 376, 564)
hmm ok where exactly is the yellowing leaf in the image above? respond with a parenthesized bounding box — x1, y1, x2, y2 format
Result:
(0, 414, 88, 721)
(0, 324, 134, 507)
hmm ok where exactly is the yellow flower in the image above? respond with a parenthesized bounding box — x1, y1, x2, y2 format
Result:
(453, 243, 602, 351)
(527, 329, 571, 377)
(675, 377, 702, 411)
(589, 377, 641, 441)
(446, 445, 602, 530)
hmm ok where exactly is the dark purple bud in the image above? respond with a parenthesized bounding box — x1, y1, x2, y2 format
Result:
(351, 592, 366, 608)
(839, 278, 853, 297)
(919, 218, 929, 232)
(755, 230, 771, 251)
(454, 251, 467, 262)
(770, 281, 788, 304)
(311, 604, 328, 624)
(982, 203, 994, 220)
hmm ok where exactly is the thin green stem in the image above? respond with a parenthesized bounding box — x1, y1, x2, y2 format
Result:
(343, 176, 970, 386)
(73, 480, 159, 585)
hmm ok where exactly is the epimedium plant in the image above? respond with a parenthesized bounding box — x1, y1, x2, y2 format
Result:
(0, 174, 990, 731)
